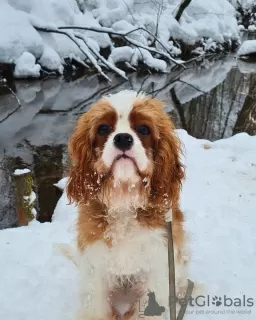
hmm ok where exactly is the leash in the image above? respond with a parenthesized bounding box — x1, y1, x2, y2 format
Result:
(167, 220, 194, 320)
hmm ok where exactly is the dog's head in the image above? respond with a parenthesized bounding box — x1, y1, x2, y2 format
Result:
(67, 90, 184, 209)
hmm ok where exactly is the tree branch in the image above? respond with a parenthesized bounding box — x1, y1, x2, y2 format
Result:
(58, 26, 184, 67)
(34, 26, 125, 81)
(175, 0, 193, 21)
(74, 33, 127, 79)
(34, 23, 185, 81)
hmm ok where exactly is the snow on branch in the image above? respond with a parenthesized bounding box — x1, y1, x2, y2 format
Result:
(59, 25, 184, 67)
(74, 33, 127, 79)
(32, 22, 184, 81)
(34, 26, 115, 81)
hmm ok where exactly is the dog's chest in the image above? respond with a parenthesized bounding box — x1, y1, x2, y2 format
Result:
(102, 213, 166, 276)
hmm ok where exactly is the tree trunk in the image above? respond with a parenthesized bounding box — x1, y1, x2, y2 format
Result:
(13, 169, 34, 226)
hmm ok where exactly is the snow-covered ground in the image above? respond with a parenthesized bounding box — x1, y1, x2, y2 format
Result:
(0, 0, 239, 78)
(237, 40, 256, 57)
(1, 130, 256, 320)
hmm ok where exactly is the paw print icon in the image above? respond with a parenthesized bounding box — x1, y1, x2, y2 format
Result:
(212, 296, 222, 307)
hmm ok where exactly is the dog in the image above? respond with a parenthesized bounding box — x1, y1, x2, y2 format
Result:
(66, 90, 189, 320)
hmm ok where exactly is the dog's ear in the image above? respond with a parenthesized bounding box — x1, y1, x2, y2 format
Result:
(66, 113, 99, 204)
(150, 108, 185, 214)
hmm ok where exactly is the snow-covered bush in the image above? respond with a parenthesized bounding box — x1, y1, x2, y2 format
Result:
(0, 0, 240, 79)
(230, 0, 256, 31)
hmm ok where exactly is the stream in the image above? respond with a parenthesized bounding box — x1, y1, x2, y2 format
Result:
(0, 42, 256, 228)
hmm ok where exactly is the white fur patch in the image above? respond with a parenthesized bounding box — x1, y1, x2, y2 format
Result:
(112, 158, 139, 182)
(105, 90, 145, 117)
(75, 221, 188, 319)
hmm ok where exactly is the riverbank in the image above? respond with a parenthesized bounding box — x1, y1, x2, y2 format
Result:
(0, 0, 240, 80)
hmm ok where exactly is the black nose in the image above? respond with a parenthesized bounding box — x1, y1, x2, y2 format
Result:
(114, 133, 134, 151)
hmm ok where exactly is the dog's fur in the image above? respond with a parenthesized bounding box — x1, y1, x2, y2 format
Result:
(66, 90, 189, 320)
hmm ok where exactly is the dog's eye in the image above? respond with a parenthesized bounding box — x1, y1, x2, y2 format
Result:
(98, 124, 111, 136)
(136, 125, 150, 136)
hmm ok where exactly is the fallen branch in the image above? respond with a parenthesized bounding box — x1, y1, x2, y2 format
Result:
(72, 35, 112, 82)
(34, 26, 118, 81)
(59, 25, 184, 67)
(34, 23, 185, 80)
(74, 33, 127, 79)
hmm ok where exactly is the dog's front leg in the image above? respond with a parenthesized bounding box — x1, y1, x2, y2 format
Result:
(77, 270, 111, 320)
(77, 246, 111, 320)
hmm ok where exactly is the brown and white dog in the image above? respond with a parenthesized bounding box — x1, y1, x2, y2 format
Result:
(66, 90, 189, 320)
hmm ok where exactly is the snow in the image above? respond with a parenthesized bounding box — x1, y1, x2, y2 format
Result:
(1, 131, 256, 319)
(24, 191, 36, 205)
(248, 25, 256, 32)
(13, 168, 31, 175)
(179, 0, 239, 43)
(53, 177, 68, 191)
(0, 2, 44, 64)
(39, 45, 63, 73)
(14, 52, 41, 78)
(237, 40, 256, 56)
(0, 0, 240, 78)
(109, 47, 168, 72)
(232, 0, 255, 9)
(108, 46, 135, 65)
(132, 48, 167, 73)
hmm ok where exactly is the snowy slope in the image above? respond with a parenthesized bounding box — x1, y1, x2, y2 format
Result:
(1, 131, 256, 319)
(0, 0, 239, 78)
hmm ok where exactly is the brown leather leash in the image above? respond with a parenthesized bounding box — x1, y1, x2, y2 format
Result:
(167, 221, 194, 320)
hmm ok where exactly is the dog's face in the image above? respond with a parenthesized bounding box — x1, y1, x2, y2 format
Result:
(93, 91, 157, 183)
(67, 90, 184, 208)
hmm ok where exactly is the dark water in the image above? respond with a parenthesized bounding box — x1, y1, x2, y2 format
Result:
(0, 53, 256, 226)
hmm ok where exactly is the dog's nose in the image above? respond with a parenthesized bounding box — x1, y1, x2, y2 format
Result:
(114, 133, 134, 151)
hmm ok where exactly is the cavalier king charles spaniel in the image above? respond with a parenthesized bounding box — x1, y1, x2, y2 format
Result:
(66, 90, 189, 320)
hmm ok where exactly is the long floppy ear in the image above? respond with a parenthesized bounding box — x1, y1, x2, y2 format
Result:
(66, 114, 99, 204)
(150, 111, 185, 216)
